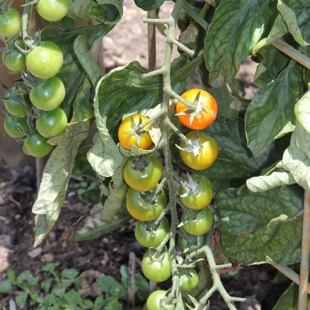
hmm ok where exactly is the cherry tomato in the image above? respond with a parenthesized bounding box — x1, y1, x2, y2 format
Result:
(180, 269, 199, 291)
(118, 114, 152, 150)
(3, 86, 32, 117)
(23, 133, 53, 158)
(3, 116, 29, 138)
(123, 156, 162, 192)
(142, 250, 172, 282)
(178, 234, 206, 255)
(30, 77, 65, 111)
(0, 8, 21, 37)
(176, 88, 218, 130)
(126, 186, 166, 222)
(135, 217, 169, 248)
(179, 174, 213, 210)
(146, 290, 174, 310)
(3, 40, 26, 73)
(37, 0, 70, 22)
(26, 41, 63, 79)
(36, 108, 67, 138)
(181, 207, 213, 236)
(179, 131, 219, 170)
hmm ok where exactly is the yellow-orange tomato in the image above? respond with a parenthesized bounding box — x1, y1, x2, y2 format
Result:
(118, 114, 152, 150)
(176, 88, 218, 130)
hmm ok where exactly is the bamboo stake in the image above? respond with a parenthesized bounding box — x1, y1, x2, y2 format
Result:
(147, 10, 157, 71)
(298, 191, 310, 310)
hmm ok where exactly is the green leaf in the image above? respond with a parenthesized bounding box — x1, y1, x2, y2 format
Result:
(42, 278, 54, 294)
(79, 187, 101, 205)
(16, 270, 30, 285)
(204, 0, 275, 87)
(245, 61, 304, 157)
(27, 276, 40, 287)
(134, 0, 164, 11)
(273, 282, 310, 310)
(254, 45, 290, 87)
(64, 290, 82, 305)
(32, 121, 90, 246)
(72, 146, 95, 178)
(7, 268, 15, 284)
(0, 280, 11, 293)
(16, 291, 28, 308)
(41, 262, 60, 273)
(246, 169, 296, 192)
(217, 185, 303, 265)
(279, 122, 310, 192)
(98, 276, 124, 295)
(295, 86, 310, 135)
(70, 205, 131, 242)
(73, 35, 101, 87)
(60, 269, 79, 280)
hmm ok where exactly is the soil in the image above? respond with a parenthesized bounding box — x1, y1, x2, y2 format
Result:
(0, 1, 290, 309)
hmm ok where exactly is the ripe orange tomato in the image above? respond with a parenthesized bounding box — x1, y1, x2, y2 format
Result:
(176, 88, 218, 130)
(118, 114, 152, 150)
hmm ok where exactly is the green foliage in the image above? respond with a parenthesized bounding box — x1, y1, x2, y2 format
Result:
(0, 263, 149, 310)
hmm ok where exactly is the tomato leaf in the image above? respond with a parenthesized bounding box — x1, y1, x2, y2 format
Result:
(245, 61, 304, 157)
(204, 0, 275, 87)
(33, 121, 90, 247)
(134, 0, 165, 11)
(72, 146, 95, 178)
(70, 204, 130, 242)
(217, 185, 303, 265)
(295, 86, 310, 135)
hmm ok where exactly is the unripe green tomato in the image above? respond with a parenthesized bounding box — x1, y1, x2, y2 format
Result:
(4, 116, 30, 138)
(3, 40, 26, 73)
(24, 133, 53, 158)
(180, 269, 199, 291)
(0, 8, 21, 37)
(30, 77, 65, 111)
(3, 87, 32, 117)
(26, 41, 63, 79)
(37, 0, 70, 22)
(36, 108, 67, 138)
(146, 290, 174, 310)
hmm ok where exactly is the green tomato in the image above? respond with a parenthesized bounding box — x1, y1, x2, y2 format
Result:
(146, 290, 174, 310)
(126, 186, 166, 222)
(30, 77, 65, 111)
(181, 207, 213, 236)
(26, 41, 63, 79)
(123, 156, 162, 192)
(23, 133, 53, 158)
(3, 86, 32, 117)
(0, 8, 21, 37)
(178, 234, 206, 255)
(3, 116, 30, 138)
(36, 108, 67, 138)
(142, 250, 172, 283)
(180, 269, 199, 291)
(3, 40, 26, 73)
(37, 0, 70, 22)
(135, 217, 169, 248)
(179, 174, 213, 210)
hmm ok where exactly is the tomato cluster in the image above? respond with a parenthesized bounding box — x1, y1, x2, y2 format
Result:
(1, 2, 70, 158)
(117, 91, 218, 304)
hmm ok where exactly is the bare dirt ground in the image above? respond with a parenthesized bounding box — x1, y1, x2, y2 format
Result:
(0, 1, 289, 309)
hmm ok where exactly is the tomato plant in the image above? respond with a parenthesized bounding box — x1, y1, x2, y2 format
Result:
(180, 268, 199, 291)
(26, 41, 63, 79)
(176, 88, 218, 130)
(178, 234, 206, 255)
(23, 133, 53, 158)
(3, 40, 26, 73)
(181, 207, 213, 236)
(142, 250, 172, 282)
(36, 108, 67, 138)
(3, 116, 29, 138)
(123, 156, 162, 192)
(179, 174, 213, 210)
(179, 131, 219, 170)
(0, 8, 21, 37)
(135, 217, 169, 248)
(126, 186, 166, 222)
(3, 86, 32, 117)
(37, 0, 70, 22)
